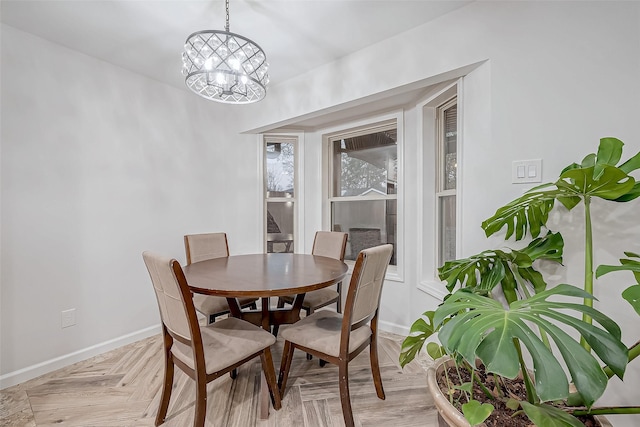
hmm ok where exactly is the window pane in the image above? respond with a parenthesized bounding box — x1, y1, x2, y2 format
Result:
(439, 195, 456, 264)
(443, 105, 457, 191)
(266, 142, 295, 197)
(266, 201, 294, 253)
(332, 199, 396, 265)
(332, 129, 397, 197)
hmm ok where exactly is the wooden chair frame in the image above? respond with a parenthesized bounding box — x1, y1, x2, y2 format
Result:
(149, 256, 282, 427)
(184, 233, 257, 324)
(277, 245, 392, 427)
(276, 231, 348, 315)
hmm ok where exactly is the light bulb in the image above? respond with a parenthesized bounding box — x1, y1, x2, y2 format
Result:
(216, 73, 226, 84)
(204, 58, 213, 70)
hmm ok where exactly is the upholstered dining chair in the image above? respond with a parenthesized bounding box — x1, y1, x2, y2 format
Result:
(277, 244, 394, 427)
(276, 231, 348, 314)
(184, 233, 257, 324)
(142, 251, 281, 427)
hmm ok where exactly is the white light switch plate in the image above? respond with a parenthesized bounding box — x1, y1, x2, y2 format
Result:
(512, 159, 542, 183)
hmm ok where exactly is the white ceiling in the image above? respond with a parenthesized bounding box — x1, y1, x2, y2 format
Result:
(1, 0, 471, 92)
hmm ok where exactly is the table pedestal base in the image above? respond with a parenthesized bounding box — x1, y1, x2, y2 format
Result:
(227, 294, 306, 419)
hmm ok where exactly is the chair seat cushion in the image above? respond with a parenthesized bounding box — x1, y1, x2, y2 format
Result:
(280, 310, 371, 357)
(172, 317, 276, 374)
(192, 294, 256, 316)
(281, 287, 338, 309)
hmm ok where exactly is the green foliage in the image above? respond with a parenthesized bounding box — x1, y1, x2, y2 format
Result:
(437, 232, 563, 303)
(454, 382, 473, 394)
(401, 137, 640, 425)
(434, 286, 628, 407)
(622, 286, 640, 316)
(461, 400, 494, 426)
(399, 311, 437, 368)
(505, 398, 520, 411)
(481, 185, 559, 240)
(596, 252, 640, 282)
(426, 342, 446, 359)
(520, 402, 585, 427)
(597, 252, 640, 315)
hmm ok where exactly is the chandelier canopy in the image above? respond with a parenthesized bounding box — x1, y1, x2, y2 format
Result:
(181, 0, 269, 104)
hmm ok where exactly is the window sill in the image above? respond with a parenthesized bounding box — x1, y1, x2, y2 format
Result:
(384, 268, 402, 283)
(417, 280, 448, 301)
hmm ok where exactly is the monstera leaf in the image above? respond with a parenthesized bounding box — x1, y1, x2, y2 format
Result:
(482, 138, 640, 241)
(399, 310, 437, 368)
(434, 285, 628, 407)
(437, 232, 563, 303)
(597, 252, 640, 282)
(520, 402, 585, 427)
(597, 252, 640, 315)
(481, 186, 559, 240)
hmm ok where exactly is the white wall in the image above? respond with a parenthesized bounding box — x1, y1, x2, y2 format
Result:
(240, 2, 640, 425)
(0, 24, 261, 386)
(2, 2, 640, 424)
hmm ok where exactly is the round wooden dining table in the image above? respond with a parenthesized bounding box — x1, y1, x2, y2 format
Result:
(184, 253, 349, 331)
(183, 253, 348, 419)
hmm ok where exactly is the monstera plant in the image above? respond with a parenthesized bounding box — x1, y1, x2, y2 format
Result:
(401, 138, 640, 426)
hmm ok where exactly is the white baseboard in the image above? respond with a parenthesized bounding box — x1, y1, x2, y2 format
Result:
(0, 324, 161, 390)
(1, 320, 409, 390)
(379, 319, 410, 336)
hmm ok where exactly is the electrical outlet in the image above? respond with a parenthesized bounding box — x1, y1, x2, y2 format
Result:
(61, 308, 76, 328)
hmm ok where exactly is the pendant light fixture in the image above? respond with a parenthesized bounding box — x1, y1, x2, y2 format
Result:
(181, 0, 269, 104)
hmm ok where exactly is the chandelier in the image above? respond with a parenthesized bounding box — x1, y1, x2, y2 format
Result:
(181, 0, 269, 104)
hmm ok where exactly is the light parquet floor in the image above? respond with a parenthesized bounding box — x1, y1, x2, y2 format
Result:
(1, 330, 437, 427)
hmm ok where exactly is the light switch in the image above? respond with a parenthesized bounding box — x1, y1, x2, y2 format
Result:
(512, 159, 542, 183)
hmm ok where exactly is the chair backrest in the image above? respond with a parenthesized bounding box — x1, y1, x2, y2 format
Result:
(311, 231, 348, 261)
(184, 232, 229, 265)
(143, 251, 198, 344)
(343, 244, 394, 327)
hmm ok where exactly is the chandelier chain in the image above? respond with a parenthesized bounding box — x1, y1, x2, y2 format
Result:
(225, 0, 230, 32)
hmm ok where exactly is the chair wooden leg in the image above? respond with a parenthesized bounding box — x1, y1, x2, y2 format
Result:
(336, 282, 343, 314)
(260, 347, 282, 410)
(278, 340, 295, 397)
(193, 371, 207, 427)
(306, 308, 313, 360)
(369, 339, 386, 400)
(155, 350, 174, 426)
(271, 300, 283, 335)
(338, 362, 355, 427)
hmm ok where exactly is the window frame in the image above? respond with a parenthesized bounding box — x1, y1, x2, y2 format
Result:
(263, 134, 300, 253)
(435, 97, 458, 267)
(322, 111, 403, 280)
(415, 80, 462, 300)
